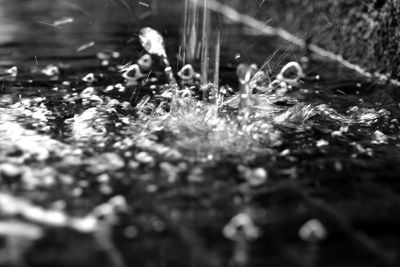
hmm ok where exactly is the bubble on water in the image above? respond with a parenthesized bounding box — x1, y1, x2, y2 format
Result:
(137, 54, 153, 72)
(121, 64, 145, 85)
(80, 87, 96, 98)
(82, 73, 96, 83)
(276, 61, 305, 85)
(6, 66, 18, 77)
(223, 213, 260, 242)
(299, 219, 327, 242)
(41, 64, 60, 77)
(178, 64, 195, 81)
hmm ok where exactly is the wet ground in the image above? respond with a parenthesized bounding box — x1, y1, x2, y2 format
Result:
(1, 1, 400, 267)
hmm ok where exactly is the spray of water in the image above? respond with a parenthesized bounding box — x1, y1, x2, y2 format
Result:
(133, 0, 315, 158)
(139, 27, 178, 89)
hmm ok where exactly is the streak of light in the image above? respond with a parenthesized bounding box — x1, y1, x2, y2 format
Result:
(53, 17, 74, 26)
(139, 1, 150, 7)
(120, 0, 132, 10)
(76, 41, 96, 53)
(38, 21, 60, 28)
(213, 30, 221, 103)
(38, 17, 74, 28)
(59, 1, 93, 18)
(139, 11, 152, 20)
(145, 71, 152, 83)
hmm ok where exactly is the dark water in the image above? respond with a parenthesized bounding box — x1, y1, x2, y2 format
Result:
(1, 1, 400, 267)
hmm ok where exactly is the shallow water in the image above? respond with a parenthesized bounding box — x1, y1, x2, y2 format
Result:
(1, 1, 400, 267)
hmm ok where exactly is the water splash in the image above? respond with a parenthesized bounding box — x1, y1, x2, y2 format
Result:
(139, 27, 178, 88)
